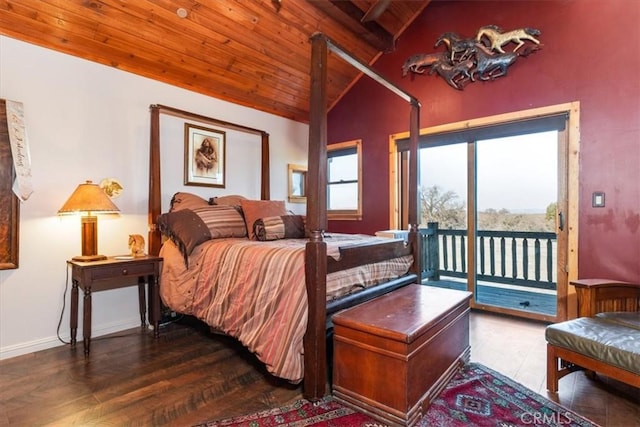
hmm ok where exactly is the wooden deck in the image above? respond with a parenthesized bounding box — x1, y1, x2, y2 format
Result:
(423, 279, 557, 316)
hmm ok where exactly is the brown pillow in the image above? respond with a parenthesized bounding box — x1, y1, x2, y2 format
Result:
(239, 199, 288, 240)
(157, 210, 211, 266)
(169, 192, 210, 212)
(209, 194, 247, 207)
(254, 215, 306, 241)
(191, 205, 247, 239)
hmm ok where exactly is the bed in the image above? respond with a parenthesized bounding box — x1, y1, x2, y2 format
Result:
(147, 33, 422, 400)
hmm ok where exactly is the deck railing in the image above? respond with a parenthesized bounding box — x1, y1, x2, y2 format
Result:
(419, 222, 557, 291)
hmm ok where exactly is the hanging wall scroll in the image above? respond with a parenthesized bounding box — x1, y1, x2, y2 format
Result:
(402, 25, 542, 90)
(0, 99, 20, 270)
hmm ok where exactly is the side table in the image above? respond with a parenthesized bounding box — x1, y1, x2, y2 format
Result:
(67, 255, 163, 355)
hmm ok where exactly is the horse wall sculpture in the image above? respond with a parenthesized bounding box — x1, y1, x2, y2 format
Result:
(403, 24, 541, 89)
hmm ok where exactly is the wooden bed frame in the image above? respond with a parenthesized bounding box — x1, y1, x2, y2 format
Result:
(147, 33, 422, 400)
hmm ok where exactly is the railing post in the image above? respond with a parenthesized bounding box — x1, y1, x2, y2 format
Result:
(534, 238, 541, 282)
(461, 234, 466, 275)
(479, 236, 486, 276)
(547, 238, 553, 282)
(426, 222, 440, 281)
(522, 238, 529, 280)
(489, 237, 495, 276)
(500, 237, 506, 277)
(418, 228, 429, 281)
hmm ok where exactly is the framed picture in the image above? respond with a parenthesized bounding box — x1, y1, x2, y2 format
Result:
(184, 123, 226, 187)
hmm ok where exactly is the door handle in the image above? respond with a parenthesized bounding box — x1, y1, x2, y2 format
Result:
(558, 211, 564, 231)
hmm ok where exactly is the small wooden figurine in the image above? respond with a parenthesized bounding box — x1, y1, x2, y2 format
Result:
(128, 234, 145, 257)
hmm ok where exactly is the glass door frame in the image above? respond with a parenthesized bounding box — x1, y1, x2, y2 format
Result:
(389, 102, 581, 322)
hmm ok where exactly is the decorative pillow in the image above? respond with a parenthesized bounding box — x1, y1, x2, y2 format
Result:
(190, 205, 247, 239)
(157, 205, 247, 265)
(209, 194, 247, 207)
(169, 192, 210, 212)
(157, 209, 211, 266)
(239, 199, 288, 240)
(254, 215, 306, 241)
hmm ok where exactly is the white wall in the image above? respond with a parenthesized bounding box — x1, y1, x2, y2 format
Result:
(0, 36, 309, 359)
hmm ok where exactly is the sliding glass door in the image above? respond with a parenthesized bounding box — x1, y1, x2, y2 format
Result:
(475, 132, 558, 316)
(393, 107, 575, 322)
(418, 143, 468, 293)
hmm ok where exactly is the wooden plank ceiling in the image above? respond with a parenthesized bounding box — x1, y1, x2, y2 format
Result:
(0, 0, 431, 123)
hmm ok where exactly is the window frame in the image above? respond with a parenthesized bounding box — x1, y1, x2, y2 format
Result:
(327, 139, 362, 220)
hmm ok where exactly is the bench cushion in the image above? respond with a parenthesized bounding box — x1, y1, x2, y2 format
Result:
(596, 311, 640, 330)
(545, 317, 640, 375)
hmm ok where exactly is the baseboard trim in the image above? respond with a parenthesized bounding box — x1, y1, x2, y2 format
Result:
(0, 317, 141, 360)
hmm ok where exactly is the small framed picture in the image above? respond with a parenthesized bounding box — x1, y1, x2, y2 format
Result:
(184, 123, 225, 187)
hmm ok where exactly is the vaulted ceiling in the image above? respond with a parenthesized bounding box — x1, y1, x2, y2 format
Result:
(0, 1, 432, 123)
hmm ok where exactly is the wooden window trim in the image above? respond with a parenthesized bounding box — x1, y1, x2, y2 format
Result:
(328, 139, 362, 220)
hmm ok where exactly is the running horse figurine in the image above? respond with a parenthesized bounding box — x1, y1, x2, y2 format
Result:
(401, 52, 447, 77)
(435, 32, 477, 62)
(429, 58, 475, 90)
(476, 25, 541, 53)
(471, 43, 518, 80)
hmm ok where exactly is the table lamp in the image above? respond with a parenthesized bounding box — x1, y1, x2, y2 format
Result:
(58, 180, 120, 261)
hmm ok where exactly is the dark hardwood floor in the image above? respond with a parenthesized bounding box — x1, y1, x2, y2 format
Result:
(0, 311, 638, 426)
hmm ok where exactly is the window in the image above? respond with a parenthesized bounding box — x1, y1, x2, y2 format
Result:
(327, 139, 362, 220)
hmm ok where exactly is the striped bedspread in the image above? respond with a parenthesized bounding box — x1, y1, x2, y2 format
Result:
(159, 234, 412, 383)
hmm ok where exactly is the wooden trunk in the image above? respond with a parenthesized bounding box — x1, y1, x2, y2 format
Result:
(332, 285, 472, 426)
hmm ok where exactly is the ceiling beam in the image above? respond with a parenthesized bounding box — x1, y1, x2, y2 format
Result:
(361, 0, 392, 23)
(307, 0, 395, 52)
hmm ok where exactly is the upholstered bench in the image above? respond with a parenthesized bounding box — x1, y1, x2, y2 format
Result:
(546, 279, 640, 392)
(332, 284, 472, 426)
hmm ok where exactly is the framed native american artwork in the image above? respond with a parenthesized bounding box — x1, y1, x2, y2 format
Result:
(0, 100, 20, 270)
(184, 123, 226, 188)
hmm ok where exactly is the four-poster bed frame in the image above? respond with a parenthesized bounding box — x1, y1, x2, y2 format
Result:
(147, 33, 421, 400)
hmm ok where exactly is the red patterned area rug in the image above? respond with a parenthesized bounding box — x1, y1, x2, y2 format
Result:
(195, 363, 598, 427)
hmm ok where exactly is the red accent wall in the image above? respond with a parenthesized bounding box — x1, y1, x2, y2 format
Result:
(327, 0, 640, 282)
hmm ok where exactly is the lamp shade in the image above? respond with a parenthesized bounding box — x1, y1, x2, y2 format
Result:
(58, 180, 120, 215)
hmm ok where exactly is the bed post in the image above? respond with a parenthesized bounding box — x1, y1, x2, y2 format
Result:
(261, 132, 270, 200)
(303, 33, 422, 400)
(407, 102, 421, 278)
(303, 33, 329, 401)
(148, 105, 162, 257)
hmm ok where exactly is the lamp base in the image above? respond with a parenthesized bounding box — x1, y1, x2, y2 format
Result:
(72, 254, 107, 262)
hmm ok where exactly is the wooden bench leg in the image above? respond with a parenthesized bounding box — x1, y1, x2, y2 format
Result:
(547, 343, 559, 392)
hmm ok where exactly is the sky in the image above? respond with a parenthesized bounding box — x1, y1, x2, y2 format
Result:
(419, 131, 558, 213)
